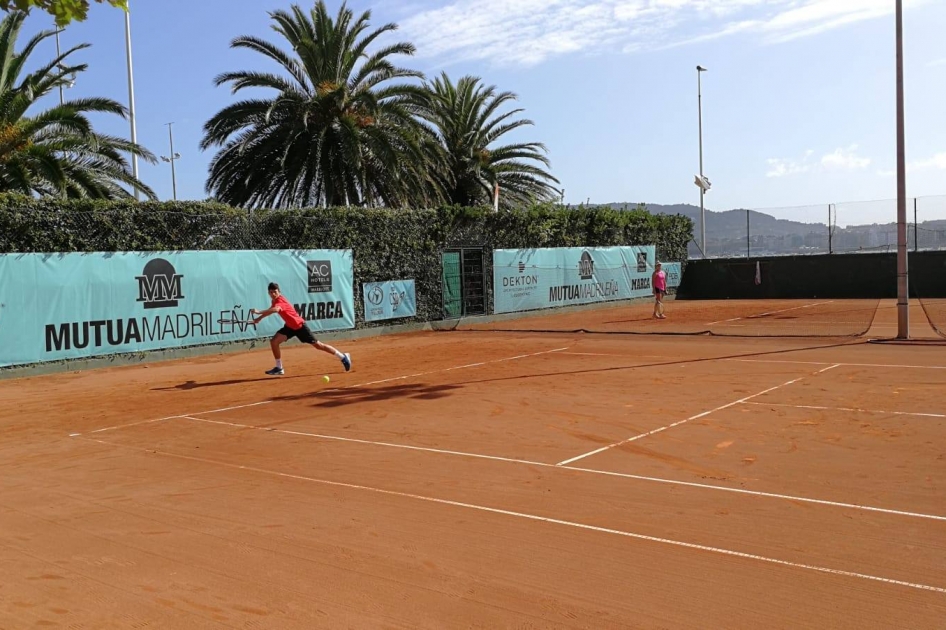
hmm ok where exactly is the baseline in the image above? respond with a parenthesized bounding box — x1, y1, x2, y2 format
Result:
(78, 435, 946, 596)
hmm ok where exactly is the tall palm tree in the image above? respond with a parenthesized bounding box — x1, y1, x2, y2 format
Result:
(201, 1, 431, 209)
(0, 11, 156, 199)
(414, 72, 559, 209)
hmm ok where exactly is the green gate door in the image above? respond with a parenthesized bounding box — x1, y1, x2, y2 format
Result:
(442, 251, 462, 318)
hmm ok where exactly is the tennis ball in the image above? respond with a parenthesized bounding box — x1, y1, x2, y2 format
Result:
(322, 375, 330, 383)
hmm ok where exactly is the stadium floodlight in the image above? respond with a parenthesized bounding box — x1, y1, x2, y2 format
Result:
(160, 123, 181, 201)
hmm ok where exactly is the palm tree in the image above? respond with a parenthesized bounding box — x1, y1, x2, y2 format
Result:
(201, 1, 431, 209)
(0, 11, 156, 199)
(414, 72, 559, 209)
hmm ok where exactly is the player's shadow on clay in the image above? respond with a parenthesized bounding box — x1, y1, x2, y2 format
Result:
(152, 377, 305, 391)
(270, 382, 460, 408)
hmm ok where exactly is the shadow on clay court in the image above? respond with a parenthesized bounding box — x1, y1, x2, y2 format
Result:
(152, 376, 307, 391)
(260, 340, 863, 411)
(269, 382, 462, 409)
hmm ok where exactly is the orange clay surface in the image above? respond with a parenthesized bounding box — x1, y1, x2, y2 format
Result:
(1, 300, 944, 628)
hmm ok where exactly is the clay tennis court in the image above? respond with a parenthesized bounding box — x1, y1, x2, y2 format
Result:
(2, 299, 944, 628)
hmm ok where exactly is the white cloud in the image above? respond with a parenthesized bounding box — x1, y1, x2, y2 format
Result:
(821, 145, 871, 171)
(398, 0, 935, 67)
(928, 59, 946, 67)
(766, 149, 814, 178)
(768, 145, 873, 177)
(909, 153, 946, 171)
(876, 153, 946, 177)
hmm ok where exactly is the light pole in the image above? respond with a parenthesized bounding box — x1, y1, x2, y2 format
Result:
(895, 0, 909, 339)
(55, 27, 63, 105)
(696, 65, 709, 257)
(161, 123, 181, 201)
(124, 2, 140, 200)
(54, 27, 75, 106)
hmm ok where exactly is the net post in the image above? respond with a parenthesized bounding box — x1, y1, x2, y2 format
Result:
(914, 198, 918, 252)
(828, 204, 833, 254)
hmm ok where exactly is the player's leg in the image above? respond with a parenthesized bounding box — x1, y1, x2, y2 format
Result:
(299, 326, 351, 372)
(653, 292, 660, 318)
(266, 330, 290, 375)
(657, 291, 666, 318)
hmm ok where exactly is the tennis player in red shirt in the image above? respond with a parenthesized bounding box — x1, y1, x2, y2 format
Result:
(251, 282, 352, 376)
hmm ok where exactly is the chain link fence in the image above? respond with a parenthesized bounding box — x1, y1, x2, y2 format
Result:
(687, 194, 946, 259)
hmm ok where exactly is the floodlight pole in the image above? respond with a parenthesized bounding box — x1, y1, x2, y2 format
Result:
(55, 27, 63, 106)
(697, 65, 707, 257)
(164, 122, 178, 201)
(895, 0, 909, 338)
(124, 2, 140, 200)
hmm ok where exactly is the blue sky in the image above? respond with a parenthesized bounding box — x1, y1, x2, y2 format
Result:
(18, 0, 946, 224)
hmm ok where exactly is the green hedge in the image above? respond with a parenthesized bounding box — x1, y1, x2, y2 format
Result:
(0, 195, 693, 325)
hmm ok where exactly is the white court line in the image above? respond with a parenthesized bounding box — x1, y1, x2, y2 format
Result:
(72, 401, 276, 436)
(78, 436, 946, 595)
(319, 347, 568, 392)
(82, 415, 178, 436)
(555, 364, 841, 467)
(742, 401, 946, 418)
(727, 358, 946, 370)
(707, 301, 835, 326)
(173, 415, 946, 522)
(188, 400, 272, 416)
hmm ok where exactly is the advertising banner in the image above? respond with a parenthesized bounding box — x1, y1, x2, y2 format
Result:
(0, 249, 354, 367)
(363, 279, 417, 322)
(493, 245, 657, 314)
(663, 262, 682, 293)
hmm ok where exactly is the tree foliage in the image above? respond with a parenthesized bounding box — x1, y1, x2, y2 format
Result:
(0, 0, 126, 26)
(201, 1, 430, 209)
(0, 11, 156, 199)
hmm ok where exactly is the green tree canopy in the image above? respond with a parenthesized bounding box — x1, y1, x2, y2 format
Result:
(0, 11, 156, 199)
(0, 0, 126, 26)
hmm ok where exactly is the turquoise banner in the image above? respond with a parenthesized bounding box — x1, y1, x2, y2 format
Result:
(493, 246, 657, 314)
(0, 250, 354, 367)
(663, 262, 682, 293)
(363, 279, 417, 322)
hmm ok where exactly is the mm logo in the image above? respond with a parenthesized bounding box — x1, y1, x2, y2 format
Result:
(136, 259, 183, 309)
(636, 251, 648, 273)
(307, 260, 332, 293)
(578, 251, 595, 280)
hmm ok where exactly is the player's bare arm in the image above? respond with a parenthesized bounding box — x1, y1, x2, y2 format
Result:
(250, 305, 281, 324)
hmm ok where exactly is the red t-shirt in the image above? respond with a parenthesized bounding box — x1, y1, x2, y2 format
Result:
(272, 295, 305, 330)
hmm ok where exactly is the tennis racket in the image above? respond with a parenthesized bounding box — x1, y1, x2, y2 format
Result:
(217, 316, 257, 325)
(217, 306, 258, 326)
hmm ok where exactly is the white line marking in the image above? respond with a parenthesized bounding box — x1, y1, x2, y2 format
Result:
(727, 359, 946, 370)
(188, 400, 272, 416)
(742, 401, 946, 418)
(707, 301, 835, 325)
(555, 364, 840, 467)
(173, 415, 946, 522)
(78, 436, 946, 595)
(87, 416, 177, 435)
(322, 347, 568, 393)
(179, 415, 536, 466)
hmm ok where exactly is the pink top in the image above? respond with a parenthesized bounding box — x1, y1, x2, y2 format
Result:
(652, 270, 667, 291)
